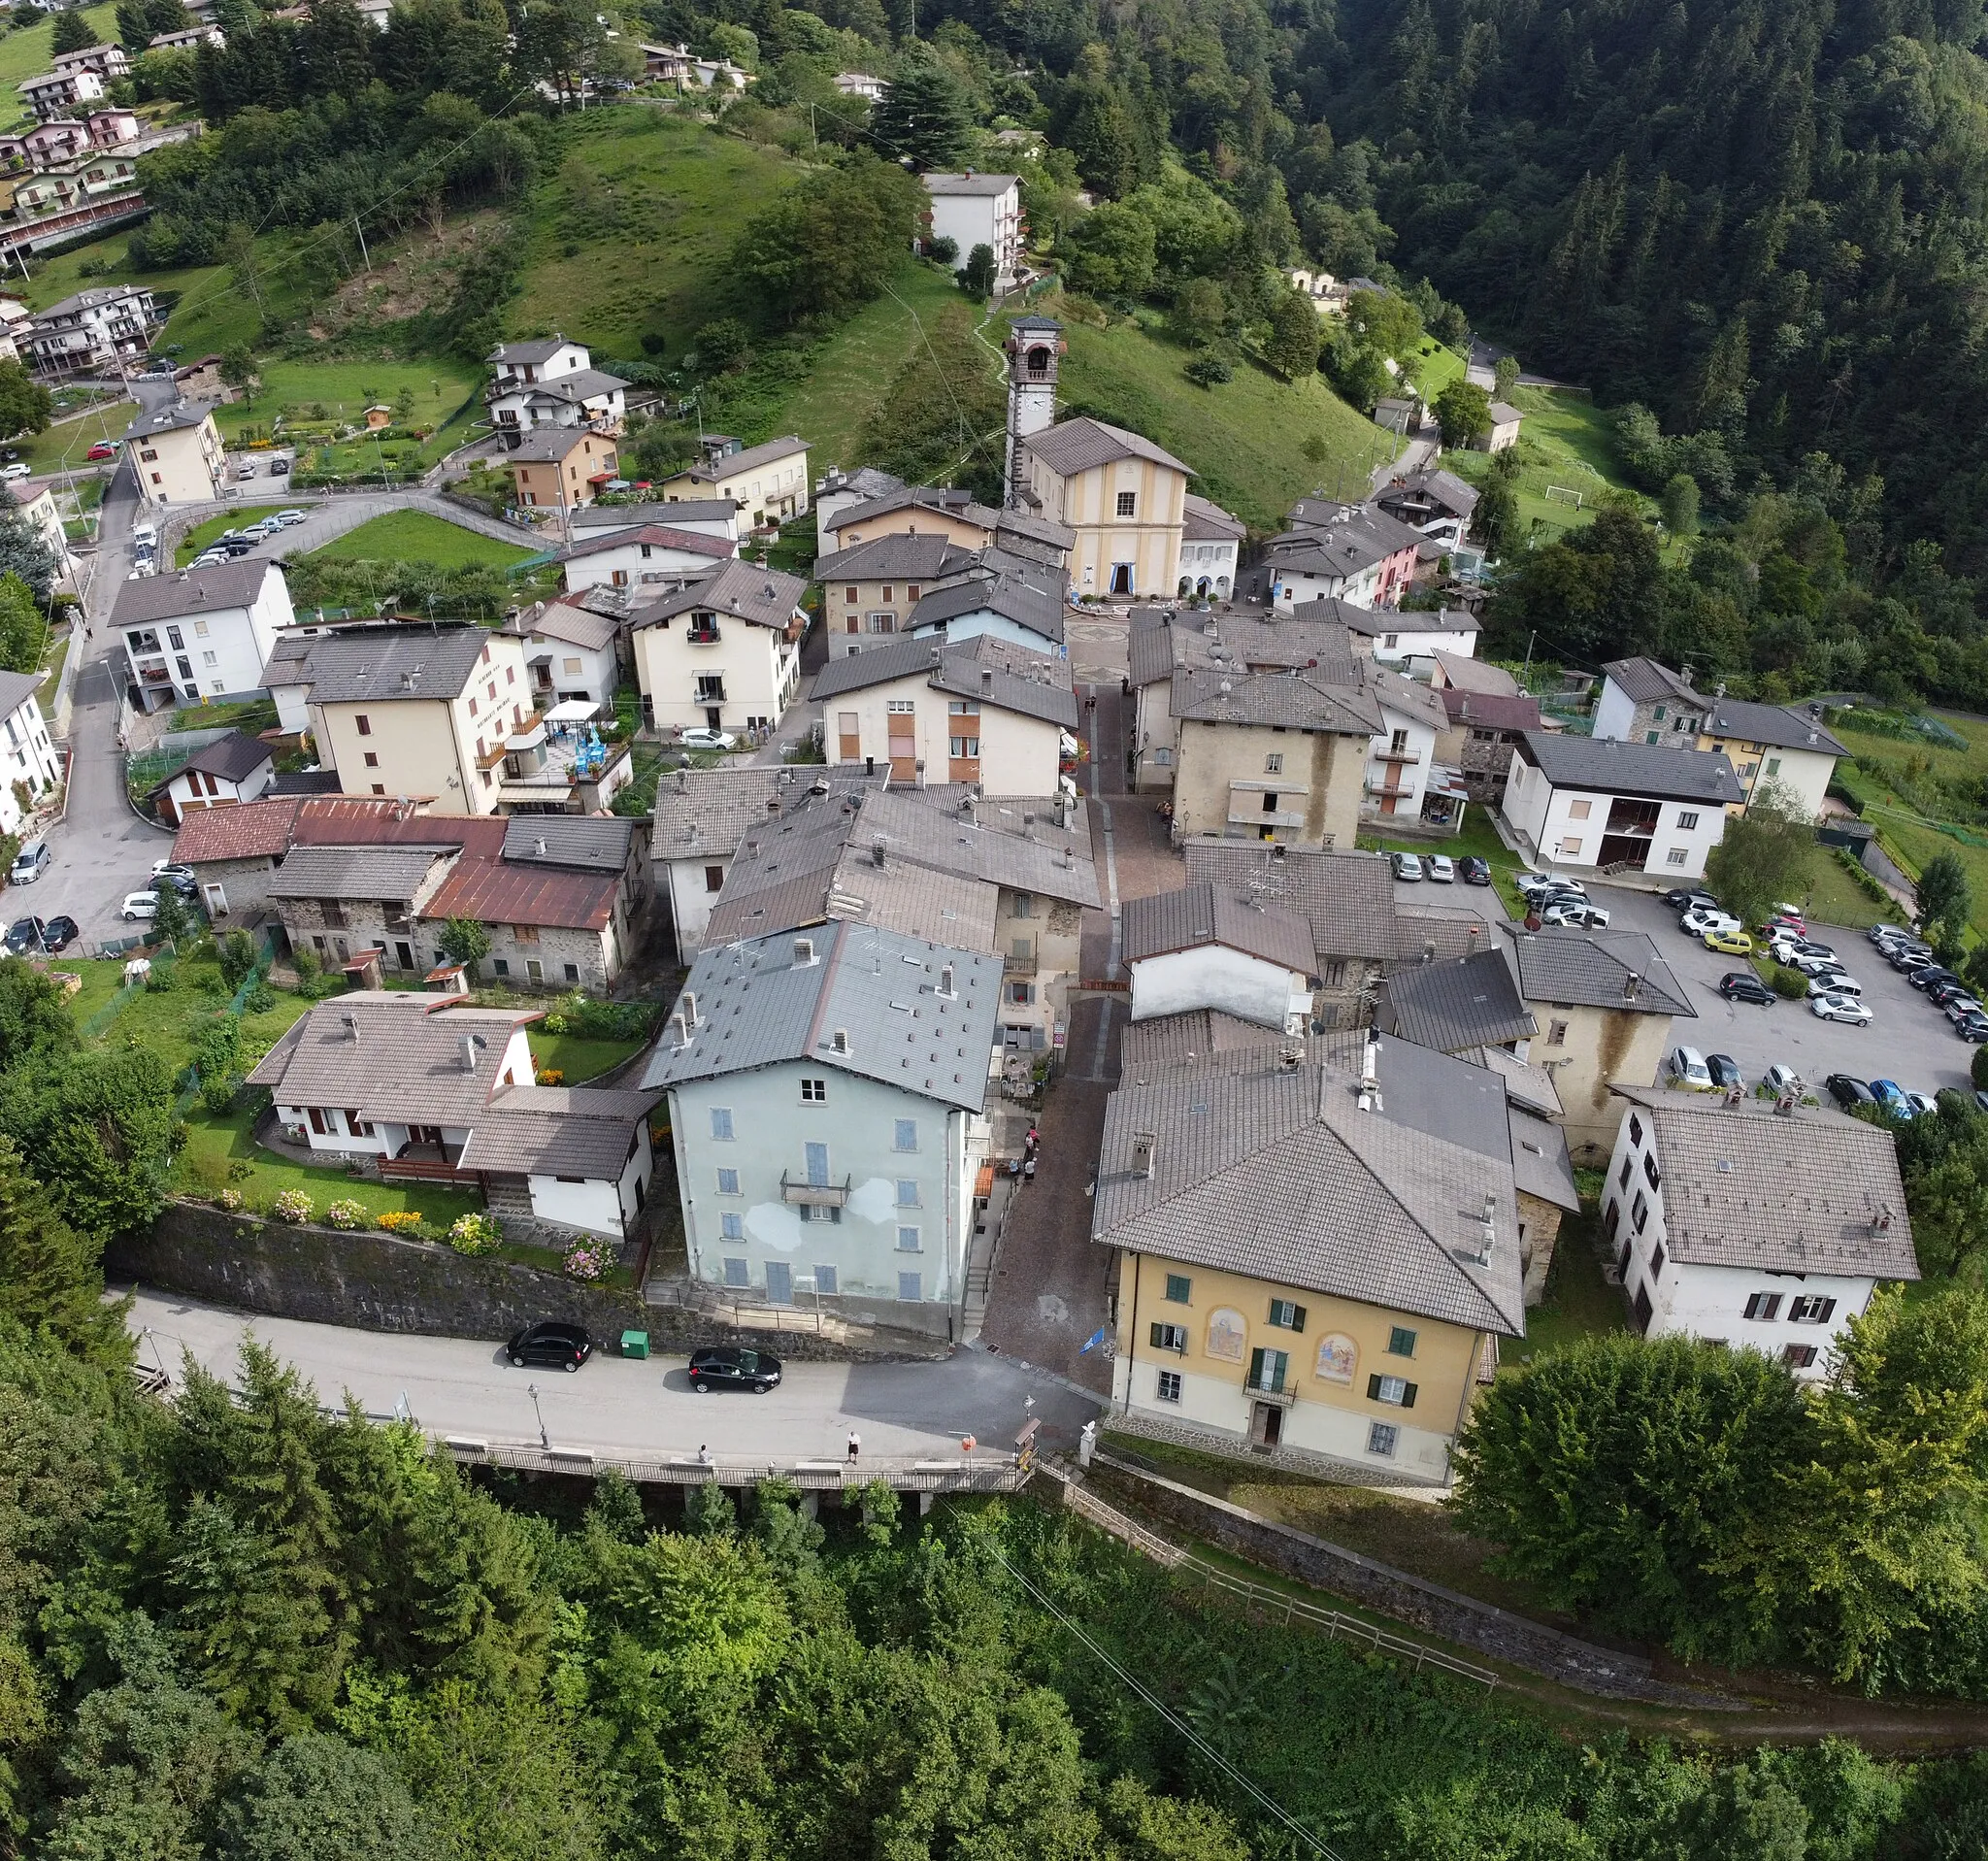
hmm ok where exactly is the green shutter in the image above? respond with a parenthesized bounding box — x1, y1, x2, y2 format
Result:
(1290, 1305, 1307, 1333)
(1366, 1373, 1382, 1401)
(1401, 1381, 1417, 1410)
(1148, 1321, 1167, 1349)
(1249, 1347, 1267, 1388)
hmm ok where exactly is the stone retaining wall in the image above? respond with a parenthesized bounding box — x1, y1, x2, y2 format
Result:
(111, 1201, 944, 1362)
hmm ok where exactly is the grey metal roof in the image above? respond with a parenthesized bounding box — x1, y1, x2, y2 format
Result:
(112, 560, 280, 630)
(559, 524, 732, 566)
(1377, 468, 1479, 519)
(502, 426, 605, 463)
(993, 509, 1076, 556)
(264, 844, 451, 902)
(1601, 657, 1705, 707)
(515, 600, 620, 653)
(677, 435, 809, 482)
(1127, 604, 1363, 687)
(502, 814, 636, 871)
(1488, 401, 1523, 424)
(1336, 604, 1481, 637)
(1509, 1106, 1580, 1213)
(1122, 882, 1316, 975)
(1093, 1057, 1525, 1336)
(1372, 667, 1448, 732)
(816, 467, 905, 514)
(177, 732, 273, 785)
(279, 625, 493, 704)
(821, 483, 992, 536)
(1172, 667, 1382, 735)
(1119, 1010, 1288, 1075)
(489, 337, 579, 366)
(910, 569, 1066, 645)
(506, 367, 628, 405)
(1378, 947, 1538, 1051)
(921, 171, 1020, 195)
(0, 667, 46, 719)
(812, 533, 979, 582)
(267, 770, 344, 796)
(1611, 1085, 1918, 1279)
(1500, 924, 1695, 1017)
(1701, 700, 1848, 758)
(708, 843, 996, 950)
(1022, 416, 1192, 480)
(1516, 731, 1745, 803)
(1181, 494, 1245, 541)
(641, 919, 1000, 1113)
(1267, 504, 1424, 578)
(1473, 1045, 1563, 1119)
(571, 500, 737, 531)
(856, 786, 1098, 907)
(121, 397, 217, 441)
(457, 1083, 661, 1178)
(811, 632, 1077, 728)
(246, 994, 541, 1126)
(652, 766, 884, 864)
(632, 558, 805, 633)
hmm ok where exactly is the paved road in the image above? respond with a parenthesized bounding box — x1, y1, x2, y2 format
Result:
(125, 1285, 1100, 1463)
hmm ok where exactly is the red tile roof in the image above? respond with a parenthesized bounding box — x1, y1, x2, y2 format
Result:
(170, 796, 303, 862)
(291, 798, 508, 855)
(1439, 687, 1543, 732)
(421, 856, 617, 933)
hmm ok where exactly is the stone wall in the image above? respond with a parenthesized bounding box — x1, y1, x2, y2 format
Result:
(111, 1201, 942, 1361)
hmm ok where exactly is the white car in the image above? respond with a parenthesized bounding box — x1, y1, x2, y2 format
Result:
(0, 463, 30, 481)
(1667, 1045, 1713, 1088)
(1806, 972, 1862, 997)
(1791, 950, 1846, 977)
(119, 891, 159, 920)
(1764, 1063, 1802, 1096)
(679, 727, 737, 751)
(1907, 1091, 1940, 1115)
(1811, 992, 1873, 1025)
(1425, 855, 1455, 883)
(1682, 910, 1740, 937)
(1541, 900, 1610, 929)
(191, 551, 229, 569)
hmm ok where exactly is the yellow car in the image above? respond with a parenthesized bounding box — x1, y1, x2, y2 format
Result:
(1703, 927, 1754, 956)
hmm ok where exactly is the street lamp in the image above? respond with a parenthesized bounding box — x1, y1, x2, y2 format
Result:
(526, 1381, 548, 1449)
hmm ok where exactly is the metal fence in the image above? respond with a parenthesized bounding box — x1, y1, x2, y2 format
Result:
(437, 1437, 1025, 1493)
(79, 948, 178, 1037)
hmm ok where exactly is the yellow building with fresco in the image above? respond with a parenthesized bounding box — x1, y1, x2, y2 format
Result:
(1096, 1031, 1528, 1483)
(1018, 415, 1190, 598)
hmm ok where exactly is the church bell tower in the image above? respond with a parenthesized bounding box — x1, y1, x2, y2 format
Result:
(1004, 316, 1064, 507)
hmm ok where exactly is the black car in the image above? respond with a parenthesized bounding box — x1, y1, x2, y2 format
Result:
(506, 1320, 592, 1372)
(39, 914, 75, 952)
(1719, 970, 1775, 1005)
(2, 914, 42, 955)
(1664, 888, 1718, 912)
(1706, 1053, 1743, 1089)
(1457, 855, 1492, 886)
(151, 872, 198, 899)
(1909, 966, 1960, 992)
(688, 1346, 783, 1393)
(219, 535, 257, 556)
(1929, 979, 1977, 1007)
(1826, 1074, 1877, 1112)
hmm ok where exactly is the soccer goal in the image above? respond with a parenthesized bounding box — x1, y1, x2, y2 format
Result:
(1544, 484, 1584, 509)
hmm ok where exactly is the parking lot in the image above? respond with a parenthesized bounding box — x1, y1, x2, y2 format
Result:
(1589, 883, 1971, 1103)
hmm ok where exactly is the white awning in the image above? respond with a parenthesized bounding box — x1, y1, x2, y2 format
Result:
(545, 699, 600, 724)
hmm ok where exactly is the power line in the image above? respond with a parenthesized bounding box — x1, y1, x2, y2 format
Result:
(981, 1543, 1344, 1861)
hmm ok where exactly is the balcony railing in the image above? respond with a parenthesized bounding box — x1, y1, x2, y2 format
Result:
(1003, 948, 1039, 976)
(1242, 1372, 1299, 1405)
(779, 1172, 850, 1209)
(1375, 744, 1421, 764)
(686, 623, 722, 644)
(693, 684, 727, 705)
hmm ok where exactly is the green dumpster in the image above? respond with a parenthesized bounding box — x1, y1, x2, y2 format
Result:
(620, 1329, 649, 1359)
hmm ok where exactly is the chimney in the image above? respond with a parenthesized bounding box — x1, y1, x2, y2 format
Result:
(342, 1013, 359, 1042)
(830, 1027, 850, 1054)
(1475, 1193, 1496, 1264)
(1459, 697, 1471, 720)
(938, 962, 956, 998)
(681, 989, 699, 1026)
(872, 838, 886, 869)
(791, 937, 814, 967)
(1623, 973, 1641, 1002)
(980, 666, 994, 687)
(668, 1010, 688, 1049)
(1131, 1132, 1156, 1178)
(459, 1034, 478, 1073)
(1357, 1035, 1383, 1112)
(1872, 1205, 1894, 1235)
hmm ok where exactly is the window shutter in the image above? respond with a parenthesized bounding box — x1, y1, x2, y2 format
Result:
(1290, 1305, 1306, 1333)
(1819, 1298, 1837, 1323)
(1149, 1321, 1167, 1349)
(1248, 1348, 1267, 1386)
(1401, 1382, 1417, 1410)
(1366, 1373, 1382, 1401)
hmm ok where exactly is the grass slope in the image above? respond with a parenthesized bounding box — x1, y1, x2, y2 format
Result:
(310, 509, 534, 568)
(1443, 385, 1653, 545)
(0, 4, 118, 120)
(1055, 305, 1394, 530)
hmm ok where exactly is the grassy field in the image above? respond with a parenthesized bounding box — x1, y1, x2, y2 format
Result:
(310, 510, 536, 569)
(0, 4, 118, 122)
(1055, 301, 1396, 530)
(527, 1030, 646, 1084)
(1406, 338, 1468, 402)
(1441, 385, 1652, 545)
(177, 507, 286, 566)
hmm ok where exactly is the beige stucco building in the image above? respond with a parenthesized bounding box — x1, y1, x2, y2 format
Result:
(659, 435, 810, 527)
(1695, 698, 1846, 820)
(1018, 416, 1190, 598)
(126, 399, 223, 506)
(630, 557, 807, 737)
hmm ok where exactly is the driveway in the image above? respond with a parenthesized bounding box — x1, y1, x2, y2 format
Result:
(1589, 883, 1969, 1101)
(125, 1284, 1101, 1463)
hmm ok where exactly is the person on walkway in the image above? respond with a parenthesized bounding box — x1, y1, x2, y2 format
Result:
(698, 1443, 712, 1466)
(1023, 1155, 1038, 1182)
(846, 1429, 860, 1465)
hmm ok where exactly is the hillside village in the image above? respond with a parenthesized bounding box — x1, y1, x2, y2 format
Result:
(4, 1, 1988, 1851)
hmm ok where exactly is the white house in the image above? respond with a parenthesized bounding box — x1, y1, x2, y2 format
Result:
(1603, 1084, 1918, 1379)
(10, 481, 68, 579)
(643, 921, 1003, 1337)
(1178, 494, 1243, 599)
(906, 568, 1066, 657)
(1475, 402, 1523, 452)
(0, 667, 58, 833)
(112, 559, 294, 713)
(18, 69, 104, 124)
(22, 282, 158, 379)
(1364, 671, 1453, 827)
(658, 435, 811, 527)
(509, 599, 623, 711)
(1696, 698, 1848, 821)
(1122, 882, 1315, 1032)
(556, 522, 735, 594)
(485, 335, 627, 438)
(920, 172, 1023, 284)
(457, 1083, 659, 1241)
(1503, 732, 1744, 879)
(833, 70, 886, 100)
(567, 499, 739, 545)
(1268, 500, 1423, 612)
(1335, 605, 1482, 665)
(149, 731, 274, 827)
(631, 556, 806, 737)
(1373, 469, 1480, 552)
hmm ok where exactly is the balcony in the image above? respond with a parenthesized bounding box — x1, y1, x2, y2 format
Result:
(1374, 743, 1421, 765)
(779, 1171, 850, 1209)
(1004, 948, 1039, 976)
(693, 683, 727, 706)
(1242, 1371, 1299, 1405)
(685, 620, 722, 644)
(1230, 803, 1307, 829)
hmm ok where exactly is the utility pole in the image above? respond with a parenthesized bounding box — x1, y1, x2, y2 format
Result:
(1520, 629, 1536, 689)
(353, 216, 370, 274)
(808, 102, 816, 150)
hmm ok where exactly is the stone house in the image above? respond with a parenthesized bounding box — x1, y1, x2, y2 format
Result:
(1592, 657, 1706, 747)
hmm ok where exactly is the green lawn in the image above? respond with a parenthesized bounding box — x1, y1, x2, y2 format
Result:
(1054, 300, 1395, 530)
(0, 4, 118, 122)
(3, 409, 129, 481)
(1512, 1213, 1624, 1363)
(177, 507, 286, 566)
(309, 510, 536, 569)
(1407, 339, 1468, 402)
(1356, 805, 1534, 915)
(1441, 386, 1653, 546)
(38, 624, 67, 703)
(527, 1030, 646, 1084)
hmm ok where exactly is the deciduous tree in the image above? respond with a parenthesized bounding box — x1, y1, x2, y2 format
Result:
(1434, 378, 1493, 448)
(1704, 776, 1816, 931)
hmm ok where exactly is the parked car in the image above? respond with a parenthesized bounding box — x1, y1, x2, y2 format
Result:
(1425, 855, 1455, 884)
(1871, 923, 1914, 946)
(679, 727, 737, 750)
(687, 1346, 783, 1394)
(1703, 927, 1753, 955)
(85, 442, 115, 461)
(10, 839, 48, 884)
(1870, 1079, 1914, 1118)
(1390, 851, 1424, 881)
(1826, 1074, 1876, 1110)
(119, 892, 158, 921)
(1908, 1092, 1941, 1116)
(0, 464, 29, 481)
(1457, 855, 1491, 886)
(152, 859, 194, 881)
(1943, 996, 1984, 1024)
(276, 509, 309, 526)
(3, 915, 43, 955)
(1790, 950, 1846, 977)
(1888, 947, 1937, 972)
(1764, 1063, 1802, 1095)
(1667, 1045, 1713, 1088)
(505, 1320, 593, 1371)
(1956, 1014, 1988, 1044)
(233, 460, 258, 481)
(1928, 980, 1977, 1007)
(218, 535, 256, 556)
(1812, 992, 1873, 1024)
(1719, 971, 1776, 1006)
(270, 456, 291, 475)
(1909, 966, 1961, 992)
(1542, 900, 1611, 929)
(1518, 872, 1587, 899)
(190, 550, 229, 569)
(1807, 972, 1862, 996)
(1706, 1053, 1743, 1089)
(1663, 887, 1717, 912)
(39, 914, 75, 952)
(151, 872, 198, 899)
(1681, 909, 1740, 937)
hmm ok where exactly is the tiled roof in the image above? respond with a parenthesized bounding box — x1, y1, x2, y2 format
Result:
(280, 626, 495, 704)
(120, 397, 216, 441)
(267, 771, 344, 796)
(909, 568, 1066, 645)
(1093, 1057, 1525, 1336)
(1509, 1106, 1580, 1213)
(571, 500, 737, 531)
(1379, 948, 1537, 1052)
(247, 993, 542, 1125)
(421, 855, 619, 934)
(1488, 401, 1522, 424)
(1612, 1084, 1919, 1280)
(490, 336, 578, 365)
(921, 171, 1019, 195)
(170, 794, 304, 862)
(502, 425, 606, 464)
(1377, 468, 1479, 518)
(501, 815, 637, 872)
(1267, 504, 1423, 578)
(1431, 652, 1519, 699)
(676, 435, 808, 483)
(1372, 667, 1448, 732)
(1122, 882, 1317, 976)
(1119, 1010, 1289, 1075)
(289, 799, 507, 853)
(1474, 1045, 1563, 1118)
(1127, 604, 1363, 686)
(1022, 416, 1192, 480)
(1181, 493, 1245, 541)
(457, 1083, 661, 1178)
(820, 483, 991, 537)
(1441, 687, 1541, 732)
(176, 732, 273, 784)
(651, 766, 884, 863)
(1500, 923, 1695, 1017)
(993, 509, 1076, 556)
(1516, 731, 1745, 804)
(707, 840, 996, 950)
(631, 558, 805, 633)
(641, 919, 1001, 1113)
(1336, 604, 1481, 637)
(111, 559, 279, 629)
(264, 845, 452, 902)
(559, 523, 733, 565)
(1183, 842, 1400, 962)
(1701, 699, 1848, 758)
(856, 785, 1097, 906)
(514, 600, 620, 653)
(1601, 657, 1705, 707)
(1172, 667, 1382, 735)
(810, 632, 1077, 728)
(812, 533, 979, 582)
(506, 367, 628, 405)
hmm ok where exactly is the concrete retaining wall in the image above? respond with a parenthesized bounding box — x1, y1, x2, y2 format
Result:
(111, 1201, 940, 1362)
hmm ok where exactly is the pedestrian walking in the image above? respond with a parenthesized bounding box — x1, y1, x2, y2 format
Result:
(1026, 1124, 1040, 1154)
(698, 1443, 712, 1467)
(1023, 1154, 1038, 1182)
(846, 1429, 860, 1465)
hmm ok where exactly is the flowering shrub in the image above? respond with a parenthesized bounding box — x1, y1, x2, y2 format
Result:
(536, 1068, 564, 1086)
(215, 1188, 242, 1211)
(324, 1200, 365, 1230)
(564, 1243, 614, 1282)
(447, 1212, 503, 1255)
(377, 1211, 426, 1235)
(271, 1189, 313, 1223)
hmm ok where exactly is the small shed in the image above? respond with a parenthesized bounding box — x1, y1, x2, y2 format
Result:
(362, 405, 392, 430)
